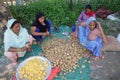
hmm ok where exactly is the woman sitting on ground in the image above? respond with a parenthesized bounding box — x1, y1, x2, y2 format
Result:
(71, 4, 95, 37)
(78, 17, 108, 60)
(4, 19, 33, 65)
(31, 12, 51, 43)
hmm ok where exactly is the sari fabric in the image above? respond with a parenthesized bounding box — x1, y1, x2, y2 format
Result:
(78, 17, 102, 57)
(4, 19, 29, 55)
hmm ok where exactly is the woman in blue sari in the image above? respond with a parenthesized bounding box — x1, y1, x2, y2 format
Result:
(78, 17, 108, 60)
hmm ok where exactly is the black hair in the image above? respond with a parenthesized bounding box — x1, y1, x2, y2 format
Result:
(36, 12, 44, 21)
(10, 21, 20, 29)
(35, 12, 47, 25)
(32, 12, 48, 32)
(85, 4, 92, 10)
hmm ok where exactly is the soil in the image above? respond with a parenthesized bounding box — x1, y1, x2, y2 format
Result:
(0, 52, 120, 80)
(90, 51, 120, 80)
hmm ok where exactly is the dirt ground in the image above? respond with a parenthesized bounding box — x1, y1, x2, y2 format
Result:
(0, 51, 120, 80)
(90, 51, 120, 80)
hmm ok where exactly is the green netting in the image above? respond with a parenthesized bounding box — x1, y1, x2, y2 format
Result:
(19, 26, 90, 80)
(54, 58, 90, 80)
(51, 25, 72, 39)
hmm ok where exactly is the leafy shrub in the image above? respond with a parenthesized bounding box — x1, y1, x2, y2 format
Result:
(9, 0, 81, 27)
(9, 0, 120, 27)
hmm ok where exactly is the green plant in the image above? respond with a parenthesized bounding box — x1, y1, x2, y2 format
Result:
(9, 0, 120, 28)
(9, 0, 80, 27)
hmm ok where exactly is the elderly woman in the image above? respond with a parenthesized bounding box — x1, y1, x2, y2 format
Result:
(4, 19, 33, 65)
(78, 17, 108, 60)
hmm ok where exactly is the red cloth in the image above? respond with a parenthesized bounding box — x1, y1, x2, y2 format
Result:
(86, 11, 95, 17)
(47, 67, 61, 80)
(11, 67, 60, 80)
(88, 11, 95, 17)
(10, 73, 16, 80)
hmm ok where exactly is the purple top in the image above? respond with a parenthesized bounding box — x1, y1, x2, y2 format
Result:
(78, 11, 96, 22)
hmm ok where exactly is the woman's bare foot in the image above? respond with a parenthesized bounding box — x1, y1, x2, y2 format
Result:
(99, 54, 104, 60)
(90, 56, 98, 61)
(83, 53, 90, 58)
(83, 50, 92, 58)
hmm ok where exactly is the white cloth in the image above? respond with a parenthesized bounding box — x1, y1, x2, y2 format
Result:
(4, 19, 29, 55)
(117, 33, 120, 43)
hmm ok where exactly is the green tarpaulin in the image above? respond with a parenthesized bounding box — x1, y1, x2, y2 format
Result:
(19, 26, 90, 80)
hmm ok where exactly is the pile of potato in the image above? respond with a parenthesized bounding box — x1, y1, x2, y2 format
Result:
(17, 58, 49, 80)
(42, 37, 89, 72)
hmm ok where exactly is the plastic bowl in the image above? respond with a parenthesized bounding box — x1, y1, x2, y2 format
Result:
(16, 56, 51, 80)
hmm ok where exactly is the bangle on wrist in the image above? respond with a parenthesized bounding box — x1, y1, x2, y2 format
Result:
(17, 48, 21, 52)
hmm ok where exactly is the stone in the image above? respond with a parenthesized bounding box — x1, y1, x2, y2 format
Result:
(0, 2, 13, 42)
(0, 3, 13, 28)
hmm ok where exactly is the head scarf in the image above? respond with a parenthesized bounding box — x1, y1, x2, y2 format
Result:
(86, 17, 96, 26)
(6, 19, 16, 29)
(4, 19, 29, 54)
(86, 17, 96, 36)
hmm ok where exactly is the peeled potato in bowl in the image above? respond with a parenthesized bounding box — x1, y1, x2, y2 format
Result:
(16, 56, 51, 80)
